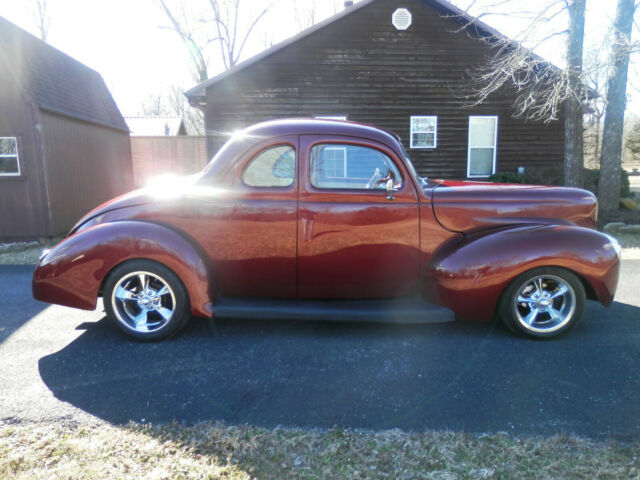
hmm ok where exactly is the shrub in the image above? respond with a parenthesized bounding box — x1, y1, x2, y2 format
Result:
(489, 167, 630, 198)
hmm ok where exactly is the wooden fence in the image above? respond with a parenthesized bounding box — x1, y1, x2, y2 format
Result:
(130, 136, 208, 187)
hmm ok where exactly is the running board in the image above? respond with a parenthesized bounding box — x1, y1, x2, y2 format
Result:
(213, 298, 455, 324)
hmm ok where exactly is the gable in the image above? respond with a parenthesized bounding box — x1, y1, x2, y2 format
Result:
(0, 16, 128, 133)
(187, 0, 524, 103)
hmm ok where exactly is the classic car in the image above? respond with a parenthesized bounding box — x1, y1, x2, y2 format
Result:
(33, 119, 621, 341)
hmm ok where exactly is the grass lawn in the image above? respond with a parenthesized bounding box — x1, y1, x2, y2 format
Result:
(1, 420, 639, 480)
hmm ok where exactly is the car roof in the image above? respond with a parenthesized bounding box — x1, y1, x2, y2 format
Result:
(243, 118, 402, 149)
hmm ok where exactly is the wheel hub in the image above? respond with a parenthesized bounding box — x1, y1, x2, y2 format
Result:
(112, 271, 176, 333)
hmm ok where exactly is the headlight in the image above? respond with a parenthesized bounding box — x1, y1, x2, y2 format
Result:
(603, 233, 622, 257)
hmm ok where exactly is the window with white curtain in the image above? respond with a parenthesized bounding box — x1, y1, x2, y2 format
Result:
(467, 116, 498, 177)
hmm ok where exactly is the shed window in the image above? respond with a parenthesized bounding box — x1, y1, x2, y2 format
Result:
(467, 116, 498, 177)
(0, 137, 20, 176)
(311, 144, 402, 190)
(410, 116, 437, 149)
(242, 145, 295, 187)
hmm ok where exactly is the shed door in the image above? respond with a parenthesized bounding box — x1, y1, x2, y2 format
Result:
(297, 135, 420, 299)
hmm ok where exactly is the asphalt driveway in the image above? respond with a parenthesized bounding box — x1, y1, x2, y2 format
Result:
(1, 261, 639, 439)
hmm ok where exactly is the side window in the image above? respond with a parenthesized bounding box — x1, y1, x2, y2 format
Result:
(310, 144, 402, 190)
(468, 116, 498, 177)
(0, 137, 20, 176)
(242, 145, 295, 187)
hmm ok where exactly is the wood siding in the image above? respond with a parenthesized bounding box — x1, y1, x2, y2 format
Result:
(0, 72, 51, 239)
(41, 111, 133, 235)
(204, 0, 564, 179)
(130, 136, 208, 187)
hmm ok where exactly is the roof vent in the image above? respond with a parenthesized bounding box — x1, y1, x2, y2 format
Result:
(344, 1, 354, 8)
(392, 8, 412, 30)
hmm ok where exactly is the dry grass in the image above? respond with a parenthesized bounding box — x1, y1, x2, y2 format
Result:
(0, 238, 62, 265)
(1, 420, 639, 480)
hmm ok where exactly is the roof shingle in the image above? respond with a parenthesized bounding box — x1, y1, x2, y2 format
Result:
(0, 16, 128, 132)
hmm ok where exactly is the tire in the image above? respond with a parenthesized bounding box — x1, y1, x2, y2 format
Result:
(498, 267, 586, 339)
(103, 259, 191, 341)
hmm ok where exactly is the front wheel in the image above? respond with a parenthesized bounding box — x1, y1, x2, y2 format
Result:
(498, 267, 586, 339)
(103, 260, 190, 341)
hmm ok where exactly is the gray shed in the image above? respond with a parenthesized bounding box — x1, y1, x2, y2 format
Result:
(0, 16, 132, 240)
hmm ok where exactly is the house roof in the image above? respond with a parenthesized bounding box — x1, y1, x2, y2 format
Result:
(0, 16, 128, 133)
(125, 116, 186, 136)
(185, 0, 517, 103)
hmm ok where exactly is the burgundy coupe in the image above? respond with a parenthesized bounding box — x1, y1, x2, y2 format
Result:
(33, 119, 621, 340)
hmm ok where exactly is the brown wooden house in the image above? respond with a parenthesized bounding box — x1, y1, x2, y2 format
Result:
(0, 17, 132, 240)
(186, 0, 564, 180)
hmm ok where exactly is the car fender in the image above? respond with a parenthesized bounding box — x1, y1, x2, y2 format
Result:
(424, 224, 620, 322)
(33, 221, 214, 317)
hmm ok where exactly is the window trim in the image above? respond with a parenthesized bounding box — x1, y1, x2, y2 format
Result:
(467, 116, 498, 178)
(409, 116, 438, 149)
(0, 136, 21, 177)
(241, 143, 296, 189)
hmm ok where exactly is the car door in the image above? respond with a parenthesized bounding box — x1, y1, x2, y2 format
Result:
(201, 136, 299, 299)
(297, 135, 420, 299)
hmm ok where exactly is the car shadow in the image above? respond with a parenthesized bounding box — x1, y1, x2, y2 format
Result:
(38, 300, 640, 440)
(0, 265, 50, 345)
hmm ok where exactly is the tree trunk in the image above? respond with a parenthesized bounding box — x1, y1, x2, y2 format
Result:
(598, 0, 635, 211)
(563, 0, 586, 187)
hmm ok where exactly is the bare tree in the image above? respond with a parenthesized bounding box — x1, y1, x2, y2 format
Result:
(157, 0, 212, 82)
(140, 94, 168, 116)
(597, 0, 637, 210)
(206, 0, 270, 70)
(138, 87, 205, 135)
(563, 0, 586, 187)
(292, 0, 317, 32)
(33, 0, 50, 42)
(462, 0, 588, 186)
(583, 42, 609, 168)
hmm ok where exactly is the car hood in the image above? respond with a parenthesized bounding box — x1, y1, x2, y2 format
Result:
(431, 181, 598, 233)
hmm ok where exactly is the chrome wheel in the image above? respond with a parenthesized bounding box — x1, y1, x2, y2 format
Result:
(513, 274, 576, 334)
(111, 271, 176, 334)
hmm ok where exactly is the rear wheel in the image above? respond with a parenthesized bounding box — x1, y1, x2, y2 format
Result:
(499, 267, 585, 339)
(103, 260, 190, 341)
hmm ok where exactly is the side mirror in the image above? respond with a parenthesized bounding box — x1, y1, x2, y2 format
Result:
(385, 179, 398, 200)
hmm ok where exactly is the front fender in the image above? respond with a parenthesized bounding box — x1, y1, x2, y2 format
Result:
(33, 221, 214, 317)
(424, 224, 620, 322)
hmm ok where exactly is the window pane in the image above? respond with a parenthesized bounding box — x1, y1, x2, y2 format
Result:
(311, 144, 402, 190)
(243, 145, 295, 187)
(0, 157, 19, 174)
(469, 117, 496, 147)
(410, 116, 437, 148)
(0, 137, 17, 155)
(469, 148, 494, 176)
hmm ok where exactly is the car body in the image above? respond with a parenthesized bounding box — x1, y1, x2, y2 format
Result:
(33, 119, 621, 340)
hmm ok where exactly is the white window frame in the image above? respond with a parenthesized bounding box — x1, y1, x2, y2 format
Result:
(315, 115, 348, 121)
(410, 116, 438, 149)
(0, 136, 20, 176)
(322, 146, 348, 178)
(467, 116, 498, 178)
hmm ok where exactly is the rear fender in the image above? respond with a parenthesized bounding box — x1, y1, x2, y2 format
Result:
(424, 224, 620, 322)
(33, 221, 214, 317)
